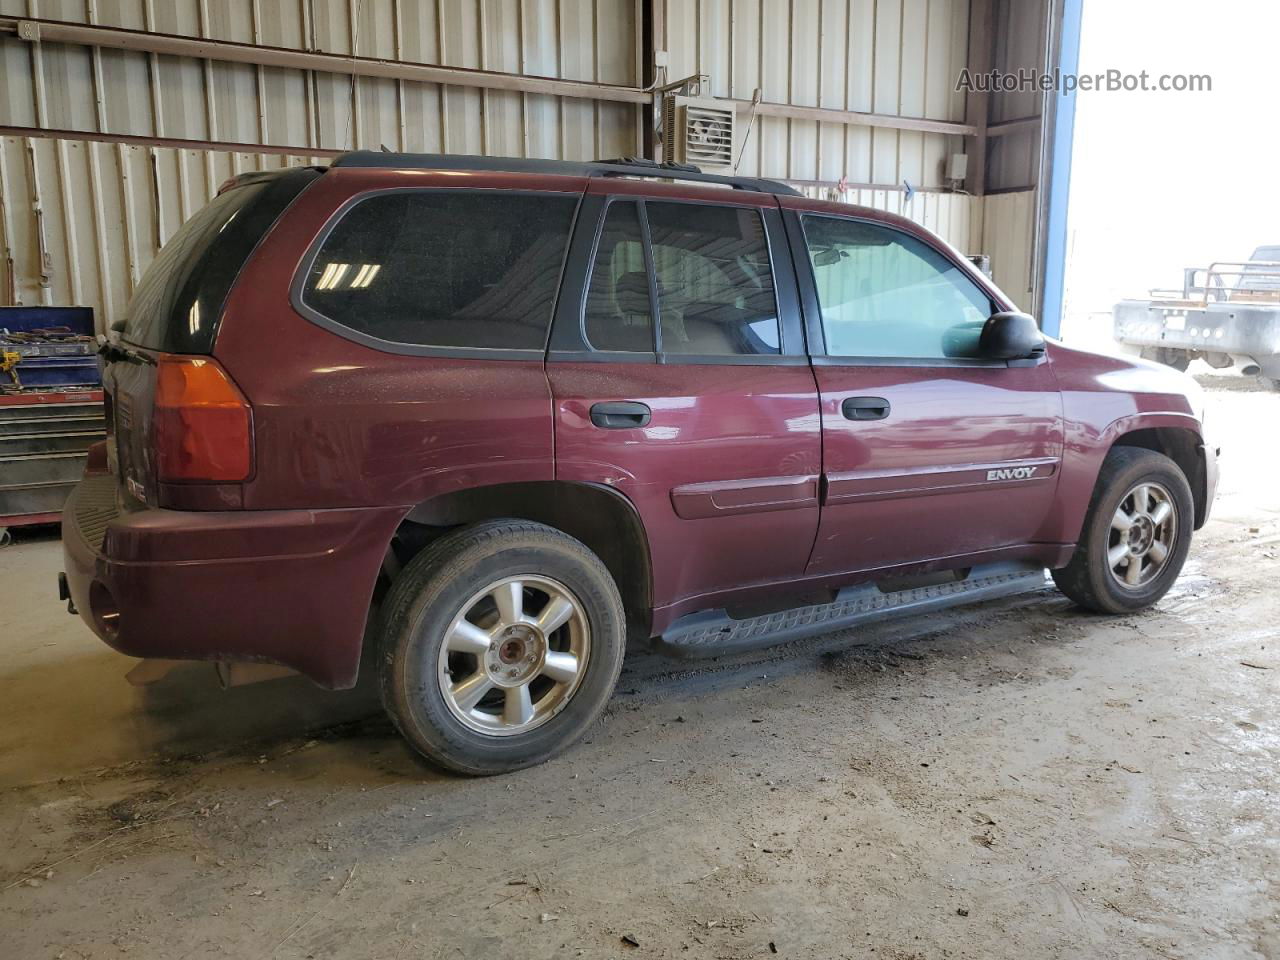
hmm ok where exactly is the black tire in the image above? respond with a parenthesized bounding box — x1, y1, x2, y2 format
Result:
(1051, 447, 1194, 614)
(1140, 347, 1190, 372)
(378, 519, 626, 775)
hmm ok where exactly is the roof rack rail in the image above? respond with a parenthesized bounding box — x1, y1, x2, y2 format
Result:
(594, 156, 702, 174)
(330, 151, 800, 197)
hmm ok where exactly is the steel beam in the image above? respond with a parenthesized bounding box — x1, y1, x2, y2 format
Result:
(746, 100, 978, 138)
(0, 15, 980, 141)
(963, 0, 994, 194)
(0, 16, 651, 106)
(0, 125, 344, 159)
(1036, 0, 1084, 338)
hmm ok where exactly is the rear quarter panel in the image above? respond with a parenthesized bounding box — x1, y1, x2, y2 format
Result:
(213, 168, 586, 510)
(1041, 341, 1205, 543)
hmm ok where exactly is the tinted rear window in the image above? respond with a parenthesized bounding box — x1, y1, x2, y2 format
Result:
(123, 168, 319, 353)
(647, 201, 781, 356)
(300, 190, 577, 352)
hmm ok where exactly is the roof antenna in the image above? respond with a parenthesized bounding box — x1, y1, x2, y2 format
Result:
(734, 88, 762, 173)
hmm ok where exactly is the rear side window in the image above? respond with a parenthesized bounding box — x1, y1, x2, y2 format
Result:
(124, 168, 318, 353)
(301, 190, 576, 352)
(583, 201, 653, 353)
(803, 215, 992, 360)
(646, 201, 780, 356)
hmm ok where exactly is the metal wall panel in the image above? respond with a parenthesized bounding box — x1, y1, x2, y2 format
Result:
(0, 134, 330, 330)
(980, 187, 1036, 308)
(0, 0, 639, 325)
(0, 0, 639, 155)
(986, 0, 1047, 191)
(661, 0, 972, 188)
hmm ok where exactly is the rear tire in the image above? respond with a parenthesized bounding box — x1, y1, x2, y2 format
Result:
(378, 520, 626, 775)
(1051, 447, 1193, 614)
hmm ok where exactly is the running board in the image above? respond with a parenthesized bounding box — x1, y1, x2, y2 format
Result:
(653, 561, 1048, 658)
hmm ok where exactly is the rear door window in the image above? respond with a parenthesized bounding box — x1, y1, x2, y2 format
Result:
(300, 190, 577, 352)
(646, 201, 781, 356)
(579, 199, 781, 358)
(582, 201, 654, 353)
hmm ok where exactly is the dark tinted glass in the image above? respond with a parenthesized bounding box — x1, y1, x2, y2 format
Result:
(803, 215, 992, 359)
(303, 191, 576, 350)
(646, 202, 780, 356)
(583, 201, 653, 353)
(124, 168, 318, 353)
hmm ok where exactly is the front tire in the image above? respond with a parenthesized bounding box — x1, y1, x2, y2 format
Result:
(378, 520, 626, 775)
(1052, 447, 1193, 614)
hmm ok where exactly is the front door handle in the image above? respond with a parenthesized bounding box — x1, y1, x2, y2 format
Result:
(590, 401, 652, 429)
(842, 396, 891, 421)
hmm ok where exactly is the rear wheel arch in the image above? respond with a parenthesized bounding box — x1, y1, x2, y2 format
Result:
(387, 481, 653, 635)
(1108, 426, 1208, 528)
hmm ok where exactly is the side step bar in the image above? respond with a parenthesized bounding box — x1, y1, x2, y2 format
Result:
(653, 561, 1048, 658)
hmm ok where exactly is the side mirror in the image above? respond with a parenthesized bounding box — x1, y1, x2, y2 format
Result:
(979, 311, 1045, 360)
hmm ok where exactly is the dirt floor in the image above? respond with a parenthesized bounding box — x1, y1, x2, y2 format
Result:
(2, 373, 1277, 960)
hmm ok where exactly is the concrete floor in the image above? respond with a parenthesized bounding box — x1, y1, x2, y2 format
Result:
(1, 374, 1278, 960)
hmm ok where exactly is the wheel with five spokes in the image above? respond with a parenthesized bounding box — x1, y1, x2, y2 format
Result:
(1052, 447, 1194, 614)
(379, 520, 626, 775)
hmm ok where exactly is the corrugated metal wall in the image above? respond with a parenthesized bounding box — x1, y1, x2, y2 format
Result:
(986, 0, 1046, 191)
(0, 137, 331, 327)
(0, 0, 638, 157)
(662, 0, 971, 188)
(977, 0, 1048, 302)
(980, 187, 1035, 309)
(0, 0, 1047, 326)
(0, 0, 639, 327)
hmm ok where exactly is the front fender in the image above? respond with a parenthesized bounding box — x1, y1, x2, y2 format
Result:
(1043, 410, 1206, 545)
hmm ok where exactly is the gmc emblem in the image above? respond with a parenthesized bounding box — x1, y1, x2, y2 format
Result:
(987, 466, 1038, 481)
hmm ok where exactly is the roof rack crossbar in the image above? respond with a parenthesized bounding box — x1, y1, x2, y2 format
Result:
(330, 151, 800, 196)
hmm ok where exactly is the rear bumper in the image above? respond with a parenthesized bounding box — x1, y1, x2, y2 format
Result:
(1113, 300, 1280, 367)
(61, 472, 404, 688)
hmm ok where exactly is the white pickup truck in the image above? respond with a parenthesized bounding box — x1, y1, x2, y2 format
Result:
(1113, 245, 1280, 389)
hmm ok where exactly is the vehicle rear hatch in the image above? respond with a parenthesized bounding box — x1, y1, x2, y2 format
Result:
(105, 167, 320, 507)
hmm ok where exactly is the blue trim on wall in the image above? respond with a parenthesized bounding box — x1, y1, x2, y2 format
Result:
(1038, 0, 1084, 338)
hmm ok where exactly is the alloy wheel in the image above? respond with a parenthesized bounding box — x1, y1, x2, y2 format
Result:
(436, 575, 590, 736)
(1107, 481, 1178, 589)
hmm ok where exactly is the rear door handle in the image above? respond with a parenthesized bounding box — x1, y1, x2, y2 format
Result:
(842, 396, 891, 421)
(590, 401, 652, 429)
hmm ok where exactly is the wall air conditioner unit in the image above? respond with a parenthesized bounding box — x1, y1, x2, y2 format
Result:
(663, 94, 736, 170)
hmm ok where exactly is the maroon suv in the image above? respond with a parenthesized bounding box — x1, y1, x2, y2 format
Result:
(60, 153, 1218, 774)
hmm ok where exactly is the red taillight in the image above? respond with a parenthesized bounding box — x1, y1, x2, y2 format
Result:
(152, 355, 252, 483)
